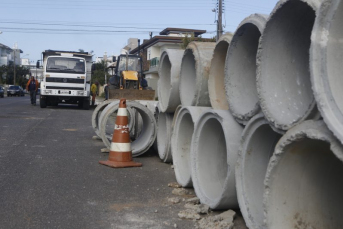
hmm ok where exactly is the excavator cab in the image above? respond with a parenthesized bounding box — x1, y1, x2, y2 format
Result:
(115, 53, 142, 90)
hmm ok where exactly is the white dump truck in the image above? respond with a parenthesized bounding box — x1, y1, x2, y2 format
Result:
(39, 50, 93, 109)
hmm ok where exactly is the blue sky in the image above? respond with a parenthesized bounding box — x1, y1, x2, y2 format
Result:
(0, 0, 278, 63)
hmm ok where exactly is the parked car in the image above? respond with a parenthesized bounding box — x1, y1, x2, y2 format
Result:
(7, 85, 24, 97)
(0, 86, 4, 98)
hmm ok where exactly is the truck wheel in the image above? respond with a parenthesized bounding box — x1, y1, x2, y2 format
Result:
(40, 97, 47, 108)
(83, 99, 90, 110)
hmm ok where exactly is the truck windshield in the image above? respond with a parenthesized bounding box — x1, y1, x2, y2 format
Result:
(46, 57, 85, 74)
(118, 56, 141, 72)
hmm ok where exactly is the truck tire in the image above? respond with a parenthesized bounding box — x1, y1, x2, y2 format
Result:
(83, 98, 90, 110)
(40, 97, 47, 108)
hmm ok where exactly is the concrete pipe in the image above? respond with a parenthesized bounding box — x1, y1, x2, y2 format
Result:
(158, 49, 184, 113)
(225, 14, 268, 124)
(264, 120, 343, 229)
(157, 112, 174, 163)
(179, 41, 216, 107)
(310, 0, 343, 144)
(256, 0, 320, 131)
(98, 101, 137, 142)
(235, 114, 282, 229)
(191, 109, 244, 209)
(99, 101, 157, 157)
(171, 106, 211, 188)
(91, 99, 119, 137)
(208, 33, 233, 110)
(171, 105, 182, 131)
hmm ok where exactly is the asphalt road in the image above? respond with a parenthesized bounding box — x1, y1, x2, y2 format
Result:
(0, 95, 196, 229)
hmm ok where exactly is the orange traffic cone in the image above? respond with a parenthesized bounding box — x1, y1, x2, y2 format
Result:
(99, 98, 142, 168)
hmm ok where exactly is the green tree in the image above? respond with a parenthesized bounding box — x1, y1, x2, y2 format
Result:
(91, 59, 110, 85)
(0, 64, 30, 87)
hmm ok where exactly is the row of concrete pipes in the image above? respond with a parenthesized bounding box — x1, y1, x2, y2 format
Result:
(156, 0, 343, 228)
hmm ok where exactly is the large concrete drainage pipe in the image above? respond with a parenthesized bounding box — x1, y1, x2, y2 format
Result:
(91, 99, 119, 138)
(264, 120, 343, 229)
(225, 14, 268, 124)
(158, 49, 184, 113)
(157, 112, 173, 163)
(171, 106, 211, 188)
(310, 0, 343, 144)
(235, 114, 282, 229)
(191, 109, 243, 209)
(208, 33, 233, 110)
(257, 0, 320, 131)
(99, 101, 157, 157)
(179, 41, 216, 107)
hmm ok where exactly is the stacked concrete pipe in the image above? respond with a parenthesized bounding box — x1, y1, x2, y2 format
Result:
(264, 120, 343, 229)
(191, 109, 243, 209)
(179, 41, 216, 107)
(256, 0, 320, 131)
(235, 114, 282, 229)
(158, 49, 184, 113)
(310, 0, 343, 144)
(171, 106, 211, 188)
(91, 99, 119, 138)
(99, 100, 157, 157)
(157, 112, 173, 162)
(225, 14, 268, 124)
(207, 33, 233, 110)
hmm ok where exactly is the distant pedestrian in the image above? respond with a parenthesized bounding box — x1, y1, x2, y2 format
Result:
(26, 76, 39, 105)
(91, 81, 98, 106)
(104, 82, 109, 100)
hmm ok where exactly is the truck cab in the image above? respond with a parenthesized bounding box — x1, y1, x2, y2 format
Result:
(40, 50, 92, 109)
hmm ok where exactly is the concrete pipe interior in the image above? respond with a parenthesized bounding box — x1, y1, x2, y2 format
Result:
(238, 122, 281, 228)
(209, 41, 230, 110)
(157, 112, 168, 159)
(258, 1, 316, 129)
(196, 118, 227, 200)
(180, 50, 196, 106)
(266, 138, 343, 228)
(174, 112, 194, 186)
(226, 24, 261, 120)
(159, 55, 172, 110)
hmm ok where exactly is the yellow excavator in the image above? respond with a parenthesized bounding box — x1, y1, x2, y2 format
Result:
(108, 52, 155, 100)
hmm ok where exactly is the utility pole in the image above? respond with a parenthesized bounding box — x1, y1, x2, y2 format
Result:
(217, 0, 223, 41)
(13, 49, 16, 85)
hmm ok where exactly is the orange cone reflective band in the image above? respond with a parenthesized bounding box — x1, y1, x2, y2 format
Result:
(99, 98, 142, 168)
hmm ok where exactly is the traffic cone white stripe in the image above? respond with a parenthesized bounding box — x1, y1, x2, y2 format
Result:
(117, 108, 128, 116)
(110, 142, 131, 152)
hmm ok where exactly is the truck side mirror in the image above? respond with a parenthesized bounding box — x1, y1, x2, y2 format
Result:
(36, 61, 40, 68)
(112, 56, 116, 62)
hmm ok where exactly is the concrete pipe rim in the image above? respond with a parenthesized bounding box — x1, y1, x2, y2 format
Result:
(191, 110, 242, 209)
(158, 52, 172, 113)
(208, 34, 232, 110)
(264, 120, 343, 229)
(172, 107, 195, 187)
(225, 14, 268, 123)
(157, 112, 173, 163)
(310, 0, 343, 144)
(91, 99, 118, 137)
(180, 48, 197, 106)
(235, 113, 281, 229)
(99, 101, 156, 157)
(256, 0, 319, 131)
